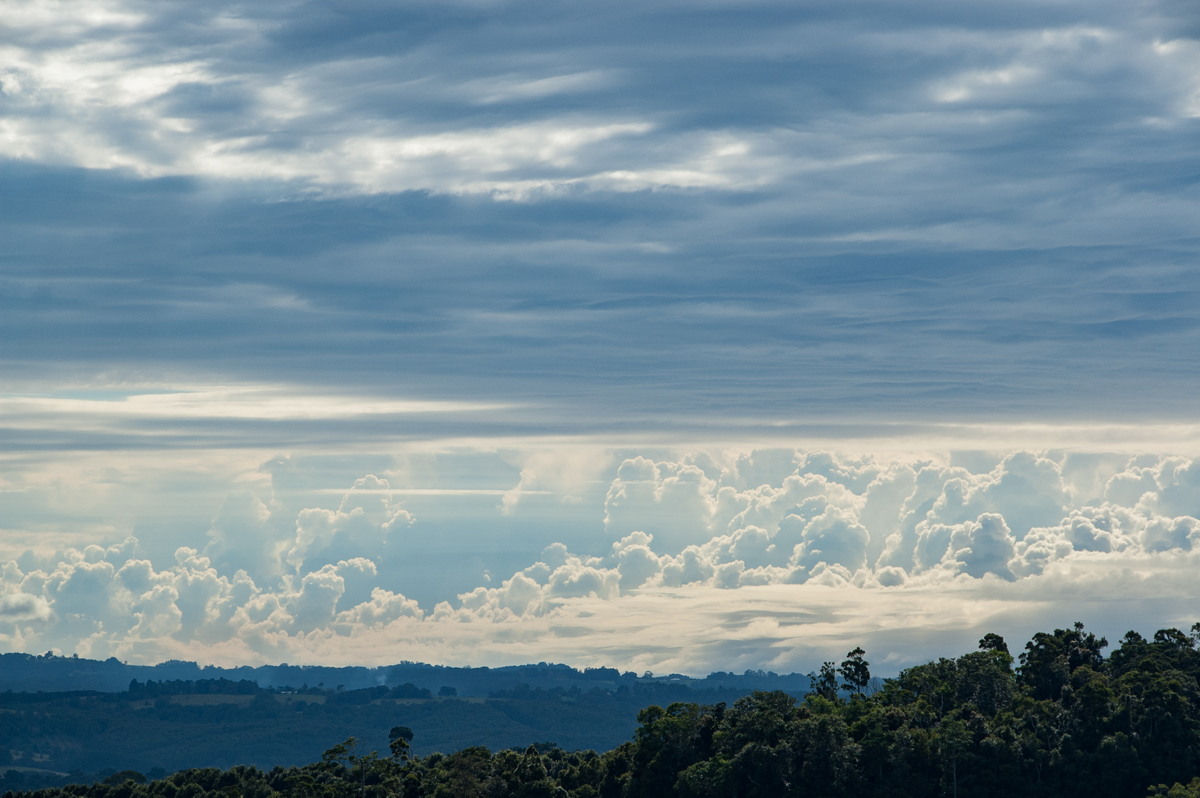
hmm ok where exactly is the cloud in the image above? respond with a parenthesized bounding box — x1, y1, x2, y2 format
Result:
(613, 532, 664, 593)
(204, 491, 278, 579)
(604, 458, 719, 553)
(0, 1, 1196, 444)
(1142, 516, 1200, 553)
(0, 593, 53, 622)
(2, 0, 1199, 673)
(499, 447, 612, 515)
(0, 0, 785, 196)
(790, 506, 871, 574)
(2, 448, 1199, 672)
(943, 513, 1017, 580)
(285, 475, 414, 577)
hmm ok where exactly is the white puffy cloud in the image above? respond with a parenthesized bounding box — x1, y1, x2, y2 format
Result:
(42, 560, 117, 636)
(499, 447, 612, 515)
(129, 584, 184, 639)
(604, 457, 718, 552)
(704, 525, 776, 570)
(659, 546, 717, 587)
(805, 562, 856, 587)
(336, 588, 423, 629)
(1, 448, 1199, 671)
(285, 475, 414, 576)
(789, 507, 871, 574)
(288, 566, 345, 633)
(204, 491, 279, 579)
(1141, 458, 1200, 518)
(545, 559, 619, 601)
(0, 593, 52, 622)
(877, 461, 971, 572)
(943, 513, 1017, 580)
(613, 532, 663, 593)
(1105, 456, 1161, 506)
(921, 452, 1069, 540)
(1143, 516, 1200, 552)
(1062, 506, 1136, 552)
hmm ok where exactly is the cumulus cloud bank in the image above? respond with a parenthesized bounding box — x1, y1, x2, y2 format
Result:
(2, 449, 1198, 673)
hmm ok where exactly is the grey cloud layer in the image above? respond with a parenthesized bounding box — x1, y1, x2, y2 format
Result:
(2, 449, 1199, 672)
(2, 0, 1198, 428)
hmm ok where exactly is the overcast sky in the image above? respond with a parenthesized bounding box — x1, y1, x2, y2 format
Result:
(1, 0, 1199, 674)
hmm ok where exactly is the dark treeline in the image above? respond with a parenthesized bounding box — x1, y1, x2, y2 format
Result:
(6, 623, 1200, 797)
(125, 679, 263, 697)
(124, 679, 435, 701)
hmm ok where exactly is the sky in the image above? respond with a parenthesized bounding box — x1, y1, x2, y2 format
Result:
(1, 0, 1199, 676)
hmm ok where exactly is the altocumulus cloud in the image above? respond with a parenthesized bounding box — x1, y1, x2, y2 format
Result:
(0, 449, 1198, 673)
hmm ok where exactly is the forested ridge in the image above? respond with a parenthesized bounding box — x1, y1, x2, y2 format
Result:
(0, 655, 807, 697)
(0, 663, 809, 777)
(7, 622, 1200, 797)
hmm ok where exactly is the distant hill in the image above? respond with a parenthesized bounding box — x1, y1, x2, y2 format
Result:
(0, 652, 815, 782)
(0, 651, 812, 698)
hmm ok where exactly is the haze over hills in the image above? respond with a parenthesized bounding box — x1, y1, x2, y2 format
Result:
(0, 652, 811, 697)
(0, 651, 816, 783)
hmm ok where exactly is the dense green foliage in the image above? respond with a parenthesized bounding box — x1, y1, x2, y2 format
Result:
(6, 623, 1200, 797)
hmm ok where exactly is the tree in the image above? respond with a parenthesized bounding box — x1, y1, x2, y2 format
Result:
(979, 633, 1009, 655)
(809, 662, 839, 701)
(510, 744, 557, 798)
(321, 736, 402, 797)
(389, 726, 414, 762)
(1150, 778, 1200, 797)
(796, 699, 861, 798)
(838, 648, 870, 696)
(101, 770, 146, 786)
(429, 746, 498, 798)
(1019, 622, 1107, 700)
(627, 702, 719, 797)
(936, 715, 973, 798)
